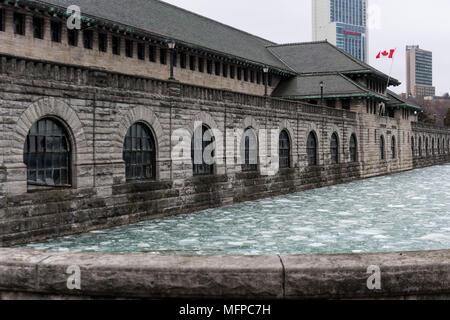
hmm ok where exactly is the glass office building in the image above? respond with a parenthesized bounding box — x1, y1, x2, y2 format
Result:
(406, 45, 435, 97)
(313, 0, 368, 63)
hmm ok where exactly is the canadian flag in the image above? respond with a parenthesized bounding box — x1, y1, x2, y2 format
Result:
(376, 49, 395, 59)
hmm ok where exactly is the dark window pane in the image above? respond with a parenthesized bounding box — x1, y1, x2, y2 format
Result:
(189, 55, 196, 71)
(53, 169, 61, 185)
(45, 170, 53, 184)
(33, 17, 44, 39)
(51, 21, 62, 42)
(29, 170, 36, 182)
(112, 36, 121, 55)
(160, 48, 167, 65)
(83, 30, 93, 49)
(68, 29, 78, 46)
(149, 45, 156, 62)
(38, 170, 45, 183)
(14, 13, 25, 35)
(137, 43, 145, 60)
(98, 33, 108, 52)
(38, 136, 45, 152)
(61, 169, 68, 185)
(0, 9, 5, 32)
(198, 58, 204, 72)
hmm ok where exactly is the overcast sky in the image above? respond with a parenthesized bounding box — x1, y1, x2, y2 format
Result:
(162, 0, 450, 96)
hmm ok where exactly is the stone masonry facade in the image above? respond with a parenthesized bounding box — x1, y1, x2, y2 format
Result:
(0, 54, 449, 246)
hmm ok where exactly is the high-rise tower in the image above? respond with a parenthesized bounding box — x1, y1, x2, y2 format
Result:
(406, 45, 435, 97)
(312, 0, 368, 63)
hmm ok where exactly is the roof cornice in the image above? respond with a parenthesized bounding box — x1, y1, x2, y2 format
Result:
(10, 0, 296, 76)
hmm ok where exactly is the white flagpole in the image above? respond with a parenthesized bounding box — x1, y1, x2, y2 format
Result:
(386, 48, 397, 89)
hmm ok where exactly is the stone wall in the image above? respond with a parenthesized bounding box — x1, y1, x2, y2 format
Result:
(0, 248, 449, 299)
(0, 54, 449, 246)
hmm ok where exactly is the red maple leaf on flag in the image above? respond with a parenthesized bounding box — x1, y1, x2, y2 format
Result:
(376, 49, 395, 59)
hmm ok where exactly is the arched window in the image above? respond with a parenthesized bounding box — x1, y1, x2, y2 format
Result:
(241, 128, 258, 172)
(24, 118, 71, 187)
(411, 136, 415, 156)
(419, 136, 422, 157)
(330, 133, 339, 164)
(279, 130, 291, 169)
(437, 138, 440, 155)
(425, 137, 429, 156)
(350, 134, 358, 162)
(192, 125, 214, 176)
(380, 135, 385, 160)
(123, 122, 156, 181)
(391, 136, 396, 159)
(307, 132, 318, 166)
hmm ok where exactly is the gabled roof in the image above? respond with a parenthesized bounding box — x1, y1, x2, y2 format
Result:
(386, 90, 422, 111)
(267, 41, 400, 86)
(272, 73, 389, 101)
(33, 0, 291, 71)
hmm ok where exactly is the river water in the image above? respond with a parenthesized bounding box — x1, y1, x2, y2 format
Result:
(23, 164, 450, 255)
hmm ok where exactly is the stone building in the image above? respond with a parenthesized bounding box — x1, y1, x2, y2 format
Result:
(0, 0, 449, 245)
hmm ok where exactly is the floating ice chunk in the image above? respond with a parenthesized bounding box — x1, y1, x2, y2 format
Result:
(291, 227, 315, 232)
(419, 234, 450, 241)
(228, 241, 244, 246)
(178, 239, 198, 245)
(372, 235, 391, 239)
(336, 211, 352, 216)
(355, 229, 383, 236)
(309, 243, 326, 247)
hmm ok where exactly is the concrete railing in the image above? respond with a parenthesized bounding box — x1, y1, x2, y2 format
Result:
(0, 248, 449, 300)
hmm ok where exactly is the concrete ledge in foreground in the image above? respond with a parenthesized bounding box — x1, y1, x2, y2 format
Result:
(0, 249, 449, 300)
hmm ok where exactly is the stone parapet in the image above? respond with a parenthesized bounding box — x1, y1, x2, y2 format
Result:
(0, 248, 449, 300)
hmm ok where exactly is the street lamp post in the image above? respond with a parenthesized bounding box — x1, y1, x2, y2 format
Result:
(263, 67, 269, 97)
(320, 81, 324, 105)
(168, 40, 176, 80)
